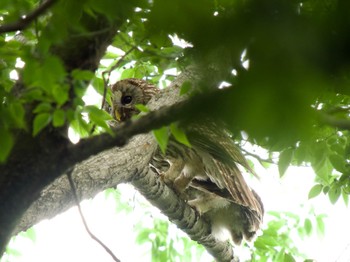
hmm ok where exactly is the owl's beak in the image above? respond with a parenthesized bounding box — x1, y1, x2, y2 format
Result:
(114, 109, 121, 122)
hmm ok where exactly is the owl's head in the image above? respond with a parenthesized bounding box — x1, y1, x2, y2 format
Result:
(110, 78, 158, 122)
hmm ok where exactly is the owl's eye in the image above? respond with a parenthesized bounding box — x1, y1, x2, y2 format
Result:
(121, 95, 133, 105)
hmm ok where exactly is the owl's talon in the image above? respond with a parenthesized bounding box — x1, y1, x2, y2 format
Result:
(187, 201, 202, 217)
(159, 173, 173, 188)
(158, 172, 188, 200)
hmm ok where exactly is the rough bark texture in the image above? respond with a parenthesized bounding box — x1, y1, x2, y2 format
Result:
(14, 133, 156, 234)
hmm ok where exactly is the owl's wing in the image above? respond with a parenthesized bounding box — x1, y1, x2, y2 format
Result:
(186, 120, 263, 219)
(186, 120, 257, 176)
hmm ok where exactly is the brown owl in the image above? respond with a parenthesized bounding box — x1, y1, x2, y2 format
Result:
(109, 78, 263, 245)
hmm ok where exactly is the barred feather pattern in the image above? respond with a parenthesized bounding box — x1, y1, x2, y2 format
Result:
(109, 78, 264, 245)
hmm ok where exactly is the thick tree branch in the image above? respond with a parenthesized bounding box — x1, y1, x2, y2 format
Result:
(132, 169, 236, 261)
(0, 0, 58, 34)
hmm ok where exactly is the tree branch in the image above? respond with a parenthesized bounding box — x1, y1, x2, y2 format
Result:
(0, 0, 58, 34)
(241, 148, 276, 165)
(132, 169, 236, 261)
(320, 113, 350, 130)
(66, 170, 120, 262)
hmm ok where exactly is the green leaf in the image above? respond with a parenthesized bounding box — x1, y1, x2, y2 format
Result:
(170, 123, 191, 147)
(294, 143, 308, 165)
(265, 220, 284, 234)
(52, 109, 65, 127)
(85, 105, 112, 130)
(153, 126, 169, 154)
(179, 81, 192, 96)
(33, 102, 52, 113)
(70, 117, 90, 138)
(8, 102, 26, 129)
(43, 56, 66, 83)
(91, 77, 105, 96)
(316, 215, 325, 236)
(328, 185, 341, 204)
(303, 218, 312, 236)
(342, 189, 349, 206)
(278, 148, 293, 177)
(23, 227, 36, 243)
(267, 211, 281, 218)
(0, 127, 14, 163)
(313, 158, 333, 184)
(284, 253, 296, 262)
(330, 143, 345, 156)
(275, 249, 285, 262)
(135, 230, 151, 245)
(255, 235, 279, 247)
(328, 154, 346, 173)
(323, 185, 330, 194)
(33, 113, 51, 136)
(52, 84, 69, 106)
(308, 184, 323, 199)
(71, 69, 95, 81)
(120, 68, 135, 79)
(21, 88, 44, 101)
(135, 104, 150, 113)
(85, 106, 113, 119)
(5, 247, 22, 257)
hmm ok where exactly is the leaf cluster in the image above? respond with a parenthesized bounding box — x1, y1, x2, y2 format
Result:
(252, 210, 326, 262)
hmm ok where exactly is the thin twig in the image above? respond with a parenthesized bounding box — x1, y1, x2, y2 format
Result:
(66, 169, 120, 262)
(101, 43, 141, 109)
(88, 39, 142, 135)
(241, 148, 276, 165)
(0, 0, 58, 34)
(321, 113, 350, 130)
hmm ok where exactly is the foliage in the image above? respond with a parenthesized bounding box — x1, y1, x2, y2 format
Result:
(1, 228, 36, 262)
(1, 0, 350, 260)
(251, 211, 326, 262)
(135, 215, 207, 262)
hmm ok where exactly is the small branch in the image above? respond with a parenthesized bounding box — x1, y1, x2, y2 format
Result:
(101, 44, 139, 110)
(0, 0, 58, 34)
(325, 106, 350, 115)
(320, 114, 350, 130)
(241, 148, 276, 165)
(66, 169, 120, 262)
(101, 34, 147, 107)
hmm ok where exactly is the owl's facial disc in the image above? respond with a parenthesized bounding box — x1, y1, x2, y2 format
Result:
(112, 90, 138, 122)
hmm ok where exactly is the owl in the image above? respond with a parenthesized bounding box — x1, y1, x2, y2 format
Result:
(109, 78, 264, 245)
